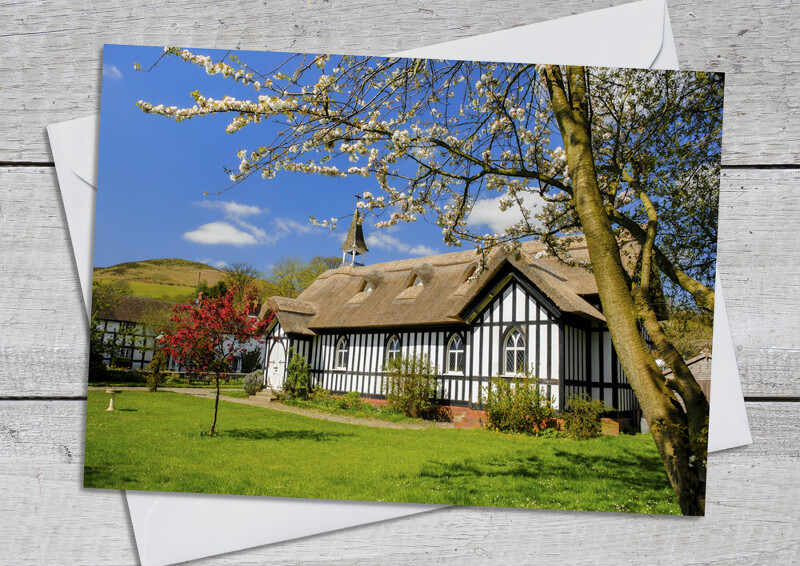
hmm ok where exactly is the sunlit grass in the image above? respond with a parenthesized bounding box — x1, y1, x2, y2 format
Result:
(126, 281, 195, 302)
(83, 391, 680, 514)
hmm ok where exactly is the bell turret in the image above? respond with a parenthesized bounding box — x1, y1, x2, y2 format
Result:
(341, 208, 368, 266)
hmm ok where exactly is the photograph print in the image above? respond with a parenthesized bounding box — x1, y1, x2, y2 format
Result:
(84, 44, 723, 516)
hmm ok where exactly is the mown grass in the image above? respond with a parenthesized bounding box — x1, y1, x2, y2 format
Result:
(220, 390, 250, 398)
(83, 391, 680, 514)
(281, 395, 422, 423)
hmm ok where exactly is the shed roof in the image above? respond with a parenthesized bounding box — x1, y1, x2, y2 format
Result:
(263, 238, 621, 335)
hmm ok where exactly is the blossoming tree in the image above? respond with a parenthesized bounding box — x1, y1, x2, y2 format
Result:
(138, 51, 722, 514)
(159, 284, 268, 434)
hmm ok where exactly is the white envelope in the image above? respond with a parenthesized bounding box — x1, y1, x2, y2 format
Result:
(48, 1, 751, 564)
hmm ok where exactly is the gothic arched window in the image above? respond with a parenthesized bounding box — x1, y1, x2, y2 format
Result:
(386, 335, 401, 362)
(335, 336, 349, 369)
(504, 328, 526, 375)
(447, 333, 465, 374)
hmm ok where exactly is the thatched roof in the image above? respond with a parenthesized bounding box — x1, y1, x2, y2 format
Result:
(259, 296, 318, 336)
(263, 239, 620, 336)
(340, 210, 369, 254)
(94, 295, 174, 323)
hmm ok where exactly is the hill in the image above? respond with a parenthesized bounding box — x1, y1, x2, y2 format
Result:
(93, 259, 225, 302)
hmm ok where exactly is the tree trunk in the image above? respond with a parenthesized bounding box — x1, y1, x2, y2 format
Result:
(544, 65, 705, 515)
(632, 286, 709, 488)
(210, 375, 220, 434)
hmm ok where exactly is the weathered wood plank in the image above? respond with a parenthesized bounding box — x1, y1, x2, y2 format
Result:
(1, 0, 799, 164)
(0, 400, 797, 564)
(718, 169, 800, 396)
(0, 167, 88, 398)
(3, 167, 798, 397)
(669, 0, 800, 165)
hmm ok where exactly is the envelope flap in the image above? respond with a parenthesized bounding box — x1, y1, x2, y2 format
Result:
(128, 492, 441, 566)
(49, 115, 100, 187)
(393, 0, 666, 69)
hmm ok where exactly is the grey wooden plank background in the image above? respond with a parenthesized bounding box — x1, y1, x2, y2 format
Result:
(1, 0, 799, 563)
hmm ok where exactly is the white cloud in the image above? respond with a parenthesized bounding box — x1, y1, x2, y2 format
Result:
(196, 257, 229, 269)
(184, 222, 257, 246)
(102, 64, 123, 80)
(408, 244, 438, 256)
(367, 232, 438, 257)
(188, 200, 318, 247)
(197, 200, 264, 218)
(233, 219, 267, 242)
(466, 193, 545, 234)
(272, 218, 314, 236)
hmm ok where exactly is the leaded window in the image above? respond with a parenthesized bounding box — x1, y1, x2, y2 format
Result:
(386, 335, 401, 361)
(504, 328, 526, 375)
(335, 336, 349, 369)
(447, 334, 465, 374)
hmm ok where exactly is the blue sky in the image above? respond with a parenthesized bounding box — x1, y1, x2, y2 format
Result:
(96, 45, 526, 272)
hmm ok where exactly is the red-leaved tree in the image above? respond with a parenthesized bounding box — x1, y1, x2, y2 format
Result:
(159, 285, 269, 434)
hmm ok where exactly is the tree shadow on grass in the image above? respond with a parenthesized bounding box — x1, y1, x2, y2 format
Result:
(547, 448, 672, 492)
(222, 428, 354, 442)
(417, 446, 674, 500)
(83, 466, 138, 489)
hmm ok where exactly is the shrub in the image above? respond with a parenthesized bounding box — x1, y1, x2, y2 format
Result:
(112, 356, 133, 370)
(283, 348, 312, 400)
(145, 351, 168, 392)
(336, 391, 364, 410)
(310, 388, 331, 403)
(242, 371, 262, 396)
(383, 354, 439, 419)
(483, 369, 554, 434)
(562, 393, 611, 439)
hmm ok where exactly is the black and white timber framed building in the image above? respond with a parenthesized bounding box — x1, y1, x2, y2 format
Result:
(260, 212, 641, 417)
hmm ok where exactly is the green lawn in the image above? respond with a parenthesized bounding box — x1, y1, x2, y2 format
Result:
(219, 390, 250, 398)
(282, 396, 423, 423)
(83, 391, 680, 514)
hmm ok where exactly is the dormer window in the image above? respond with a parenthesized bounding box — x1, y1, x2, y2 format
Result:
(360, 281, 374, 293)
(410, 275, 423, 287)
(465, 265, 478, 282)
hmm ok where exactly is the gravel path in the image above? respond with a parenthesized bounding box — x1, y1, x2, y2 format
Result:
(88, 386, 453, 429)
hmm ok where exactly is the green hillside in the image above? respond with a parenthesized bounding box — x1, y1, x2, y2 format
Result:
(94, 259, 225, 302)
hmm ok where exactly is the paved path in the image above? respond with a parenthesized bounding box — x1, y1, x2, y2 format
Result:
(88, 386, 454, 430)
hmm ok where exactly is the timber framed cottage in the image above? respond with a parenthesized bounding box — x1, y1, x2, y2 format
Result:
(260, 211, 640, 418)
(94, 296, 173, 370)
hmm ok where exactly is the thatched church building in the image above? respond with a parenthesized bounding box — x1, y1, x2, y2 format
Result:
(260, 211, 640, 415)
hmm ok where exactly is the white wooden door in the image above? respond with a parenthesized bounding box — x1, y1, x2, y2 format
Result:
(266, 342, 286, 389)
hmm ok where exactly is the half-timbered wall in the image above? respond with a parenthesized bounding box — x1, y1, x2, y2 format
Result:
(266, 279, 639, 413)
(563, 327, 638, 413)
(97, 319, 156, 370)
